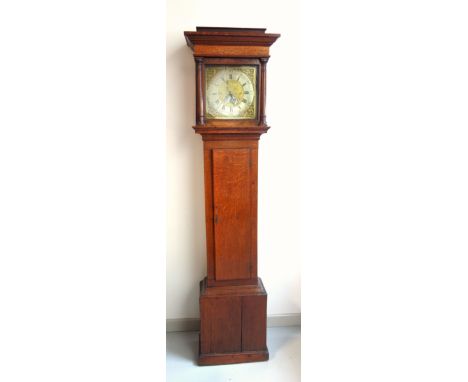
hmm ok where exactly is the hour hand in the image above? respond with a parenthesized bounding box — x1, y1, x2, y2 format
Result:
(223, 94, 231, 104)
(224, 92, 235, 104)
(228, 91, 238, 104)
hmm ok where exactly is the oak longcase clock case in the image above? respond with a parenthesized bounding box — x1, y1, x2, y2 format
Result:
(184, 27, 280, 366)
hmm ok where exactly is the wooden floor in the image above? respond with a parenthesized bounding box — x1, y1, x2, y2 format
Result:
(166, 326, 300, 381)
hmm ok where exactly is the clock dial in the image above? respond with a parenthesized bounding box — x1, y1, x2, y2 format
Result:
(205, 66, 257, 119)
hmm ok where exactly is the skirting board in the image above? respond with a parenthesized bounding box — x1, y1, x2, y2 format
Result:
(166, 313, 301, 333)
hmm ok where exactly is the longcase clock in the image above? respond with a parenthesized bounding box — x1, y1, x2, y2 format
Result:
(184, 27, 280, 366)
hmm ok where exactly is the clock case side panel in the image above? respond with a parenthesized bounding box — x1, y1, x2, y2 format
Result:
(195, 57, 265, 129)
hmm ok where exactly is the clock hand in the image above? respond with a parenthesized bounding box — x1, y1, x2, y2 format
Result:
(226, 91, 236, 105)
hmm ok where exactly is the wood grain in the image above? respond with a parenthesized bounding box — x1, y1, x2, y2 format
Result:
(184, 27, 280, 50)
(199, 278, 268, 365)
(259, 58, 268, 125)
(198, 349, 269, 366)
(242, 295, 267, 351)
(213, 148, 251, 281)
(200, 296, 242, 354)
(200, 276, 266, 297)
(203, 140, 259, 286)
(194, 45, 270, 58)
(195, 58, 205, 124)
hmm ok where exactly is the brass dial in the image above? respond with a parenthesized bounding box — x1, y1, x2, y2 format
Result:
(205, 66, 257, 119)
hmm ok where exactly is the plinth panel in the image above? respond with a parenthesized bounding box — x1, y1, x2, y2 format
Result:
(200, 296, 242, 354)
(198, 277, 268, 366)
(241, 295, 267, 351)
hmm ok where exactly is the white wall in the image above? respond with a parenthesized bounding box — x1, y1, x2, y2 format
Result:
(166, 0, 301, 319)
(1, 2, 164, 380)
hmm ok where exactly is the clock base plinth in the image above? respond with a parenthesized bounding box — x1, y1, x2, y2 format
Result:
(198, 277, 268, 366)
(198, 344, 269, 366)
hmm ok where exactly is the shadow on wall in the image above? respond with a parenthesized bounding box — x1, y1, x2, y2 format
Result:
(166, 42, 207, 317)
